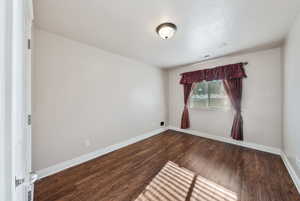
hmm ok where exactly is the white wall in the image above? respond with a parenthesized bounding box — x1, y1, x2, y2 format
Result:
(283, 13, 300, 178)
(168, 48, 283, 149)
(32, 29, 167, 171)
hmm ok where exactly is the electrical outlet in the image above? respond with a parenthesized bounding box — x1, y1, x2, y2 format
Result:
(84, 139, 91, 147)
(160, 121, 165, 126)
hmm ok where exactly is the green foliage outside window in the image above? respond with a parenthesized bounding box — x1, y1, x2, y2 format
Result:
(190, 80, 230, 109)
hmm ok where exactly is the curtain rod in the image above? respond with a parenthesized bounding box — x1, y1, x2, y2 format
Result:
(181, 62, 249, 75)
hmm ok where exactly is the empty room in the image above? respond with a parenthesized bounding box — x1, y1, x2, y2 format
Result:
(1, 0, 300, 201)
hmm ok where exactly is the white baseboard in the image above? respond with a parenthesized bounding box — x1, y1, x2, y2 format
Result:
(168, 126, 300, 193)
(36, 128, 168, 179)
(280, 152, 300, 193)
(36, 126, 300, 194)
(168, 126, 281, 155)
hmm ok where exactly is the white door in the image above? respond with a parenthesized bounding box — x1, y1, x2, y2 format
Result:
(11, 0, 35, 201)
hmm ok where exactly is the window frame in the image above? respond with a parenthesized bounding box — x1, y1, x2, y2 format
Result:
(189, 80, 231, 111)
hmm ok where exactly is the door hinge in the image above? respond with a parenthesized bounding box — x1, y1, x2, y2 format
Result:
(15, 177, 25, 187)
(27, 39, 31, 50)
(27, 114, 32, 126)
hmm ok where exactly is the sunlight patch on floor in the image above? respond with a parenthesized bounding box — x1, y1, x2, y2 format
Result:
(135, 161, 238, 201)
(190, 176, 238, 201)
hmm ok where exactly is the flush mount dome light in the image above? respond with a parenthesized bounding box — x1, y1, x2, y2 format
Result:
(156, 23, 177, 40)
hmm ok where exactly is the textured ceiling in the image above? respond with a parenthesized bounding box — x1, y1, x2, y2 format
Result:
(34, 0, 300, 68)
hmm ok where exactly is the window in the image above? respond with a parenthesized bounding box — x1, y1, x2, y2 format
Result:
(190, 80, 230, 110)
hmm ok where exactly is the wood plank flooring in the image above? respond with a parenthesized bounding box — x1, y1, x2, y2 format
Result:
(34, 130, 300, 201)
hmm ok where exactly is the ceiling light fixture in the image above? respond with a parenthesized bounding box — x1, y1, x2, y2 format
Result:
(156, 23, 177, 40)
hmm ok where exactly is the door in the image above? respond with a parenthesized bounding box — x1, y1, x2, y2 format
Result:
(12, 0, 35, 201)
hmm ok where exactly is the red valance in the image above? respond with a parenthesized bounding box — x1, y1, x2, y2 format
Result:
(180, 62, 247, 85)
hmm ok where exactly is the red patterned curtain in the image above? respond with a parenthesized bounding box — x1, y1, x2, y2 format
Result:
(181, 84, 192, 129)
(223, 79, 243, 140)
(179, 63, 247, 140)
(180, 63, 247, 84)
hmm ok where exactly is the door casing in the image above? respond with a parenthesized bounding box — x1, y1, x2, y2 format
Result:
(2, 0, 34, 201)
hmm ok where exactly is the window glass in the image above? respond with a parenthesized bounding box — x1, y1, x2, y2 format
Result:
(190, 80, 230, 110)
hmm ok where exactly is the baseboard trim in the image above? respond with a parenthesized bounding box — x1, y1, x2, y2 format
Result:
(280, 152, 300, 193)
(168, 126, 281, 155)
(168, 126, 300, 193)
(36, 128, 168, 179)
(36, 126, 300, 194)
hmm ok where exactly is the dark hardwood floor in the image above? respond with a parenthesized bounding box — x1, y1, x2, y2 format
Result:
(34, 130, 300, 201)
